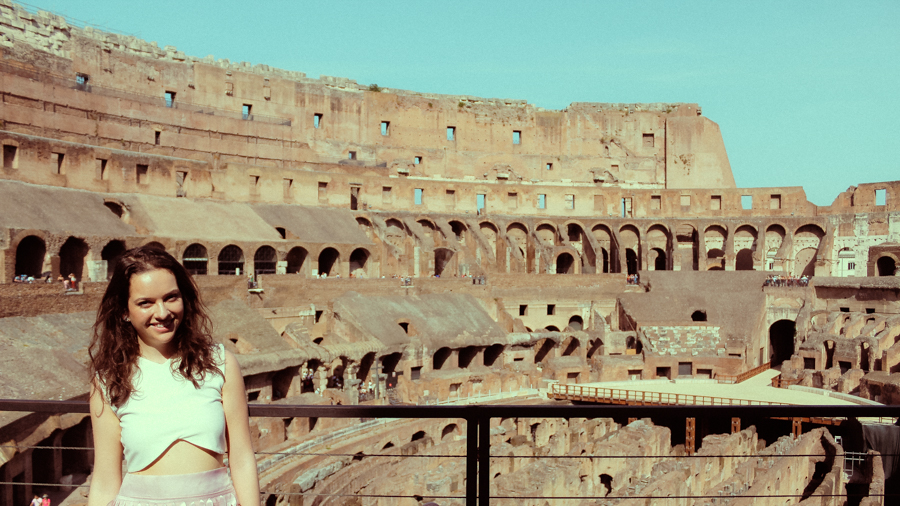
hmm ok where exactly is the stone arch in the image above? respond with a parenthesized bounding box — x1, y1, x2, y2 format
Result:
(691, 310, 707, 322)
(483, 344, 504, 366)
(433, 347, 452, 370)
(101, 240, 127, 279)
(217, 245, 244, 275)
(877, 256, 897, 276)
(561, 336, 581, 356)
(619, 225, 640, 274)
(384, 218, 407, 247)
(568, 315, 584, 331)
(735, 249, 754, 270)
(591, 224, 615, 273)
(706, 249, 725, 270)
(479, 221, 500, 256)
(650, 248, 666, 271)
(14, 235, 47, 278)
(534, 338, 556, 363)
(793, 248, 817, 277)
(318, 247, 340, 276)
(556, 252, 575, 274)
(356, 217, 375, 241)
(566, 222, 585, 244)
(349, 248, 370, 277)
(506, 222, 529, 257)
(59, 236, 90, 281)
(434, 248, 455, 276)
(769, 319, 796, 366)
(449, 220, 467, 243)
(254, 245, 277, 275)
(536, 223, 557, 246)
(586, 338, 603, 359)
(675, 224, 698, 271)
(441, 423, 460, 441)
(182, 243, 208, 276)
(704, 224, 727, 267)
(286, 247, 308, 275)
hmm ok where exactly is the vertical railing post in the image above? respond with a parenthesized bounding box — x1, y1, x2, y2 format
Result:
(466, 415, 478, 506)
(478, 414, 490, 506)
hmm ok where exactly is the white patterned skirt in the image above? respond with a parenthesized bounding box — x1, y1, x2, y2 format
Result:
(113, 468, 237, 506)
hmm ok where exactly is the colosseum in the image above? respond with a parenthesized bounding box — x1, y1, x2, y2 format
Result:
(0, 2, 898, 505)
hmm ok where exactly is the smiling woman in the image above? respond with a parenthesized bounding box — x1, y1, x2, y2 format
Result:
(87, 246, 260, 506)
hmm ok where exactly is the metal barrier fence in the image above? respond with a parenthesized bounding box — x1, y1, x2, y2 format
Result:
(2, 400, 900, 505)
(549, 383, 789, 406)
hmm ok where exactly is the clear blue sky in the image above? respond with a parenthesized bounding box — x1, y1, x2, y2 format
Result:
(28, 0, 900, 206)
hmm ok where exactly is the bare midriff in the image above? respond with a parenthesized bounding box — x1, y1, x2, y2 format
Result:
(132, 439, 224, 475)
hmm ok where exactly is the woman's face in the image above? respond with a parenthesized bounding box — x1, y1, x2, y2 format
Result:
(127, 268, 184, 356)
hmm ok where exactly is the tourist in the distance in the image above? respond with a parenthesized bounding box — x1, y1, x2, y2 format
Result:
(86, 246, 259, 506)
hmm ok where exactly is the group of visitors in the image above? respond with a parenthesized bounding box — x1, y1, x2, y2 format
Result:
(30, 494, 50, 506)
(764, 274, 809, 287)
(626, 274, 640, 285)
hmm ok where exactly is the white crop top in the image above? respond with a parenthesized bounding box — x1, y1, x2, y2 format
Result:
(111, 344, 228, 472)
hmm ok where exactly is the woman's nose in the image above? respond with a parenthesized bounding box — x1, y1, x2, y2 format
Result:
(154, 301, 171, 318)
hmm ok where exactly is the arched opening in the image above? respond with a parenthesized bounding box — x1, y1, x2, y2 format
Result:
(534, 339, 555, 363)
(433, 347, 452, 370)
(877, 256, 896, 277)
(600, 248, 609, 273)
(318, 247, 340, 276)
(626, 336, 643, 354)
(15, 235, 46, 278)
(592, 224, 615, 273)
(536, 224, 557, 246)
(483, 344, 504, 367)
(568, 315, 583, 331)
(691, 310, 707, 322)
(458, 346, 478, 368)
(101, 240, 127, 279)
(586, 339, 603, 359)
(625, 249, 638, 275)
(449, 221, 467, 243)
(545, 326, 560, 332)
(434, 248, 455, 276)
(769, 319, 796, 366)
(793, 247, 817, 277)
(861, 342, 870, 371)
(357, 353, 375, 382)
(556, 252, 575, 274)
(59, 236, 90, 282)
(182, 243, 208, 276)
(599, 474, 613, 497)
(104, 201, 125, 218)
(651, 248, 666, 271)
(217, 245, 244, 275)
(707, 248, 725, 270)
(411, 431, 426, 442)
(562, 337, 580, 356)
(442, 424, 459, 441)
(254, 246, 277, 275)
(381, 352, 402, 377)
(735, 248, 754, 270)
(349, 248, 370, 277)
(286, 247, 308, 275)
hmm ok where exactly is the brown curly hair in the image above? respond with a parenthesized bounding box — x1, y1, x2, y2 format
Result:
(89, 245, 221, 408)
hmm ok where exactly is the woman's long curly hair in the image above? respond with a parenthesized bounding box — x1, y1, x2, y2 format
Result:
(89, 245, 221, 408)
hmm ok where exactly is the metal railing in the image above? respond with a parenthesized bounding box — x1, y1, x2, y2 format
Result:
(549, 383, 788, 406)
(2, 400, 899, 505)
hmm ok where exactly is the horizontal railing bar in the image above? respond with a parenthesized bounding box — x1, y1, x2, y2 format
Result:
(3, 399, 899, 418)
(0, 445, 887, 459)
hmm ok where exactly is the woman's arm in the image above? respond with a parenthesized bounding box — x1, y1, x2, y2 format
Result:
(222, 350, 260, 506)
(86, 380, 123, 506)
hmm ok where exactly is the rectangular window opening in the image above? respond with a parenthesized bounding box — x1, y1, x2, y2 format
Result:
(876, 188, 887, 206)
(242, 104, 252, 120)
(3, 144, 17, 169)
(53, 152, 65, 174)
(564, 194, 575, 210)
(711, 195, 722, 210)
(594, 194, 604, 212)
(546, 162, 553, 171)
(380, 121, 390, 136)
(75, 73, 89, 89)
(176, 171, 187, 197)
(547, 304, 555, 316)
(476, 193, 486, 213)
(446, 189, 455, 208)
(769, 194, 781, 210)
(537, 194, 546, 210)
(249, 175, 260, 193)
(446, 126, 456, 141)
(154, 131, 161, 145)
(840, 307, 850, 313)
(651, 195, 661, 211)
(283, 178, 293, 199)
(621, 197, 632, 217)
(642, 133, 655, 148)
(410, 367, 422, 381)
(512, 130, 521, 145)
(415, 188, 424, 205)
(350, 185, 360, 211)
(507, 192, 517, 209)
(95, 158, 107, 180)
(741, 195, 753, 210)
(314, 113, 323, 129)
(519, 305, 527, 316)
(136, 164, 149, 185)
(382, 186, 392, 204)
(318, 182, 328, 201)
(680, 195, 691, 207)
(348, 151, 357, 160)
(414, 156, 422, 165)
(164, 91, 175, 108)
